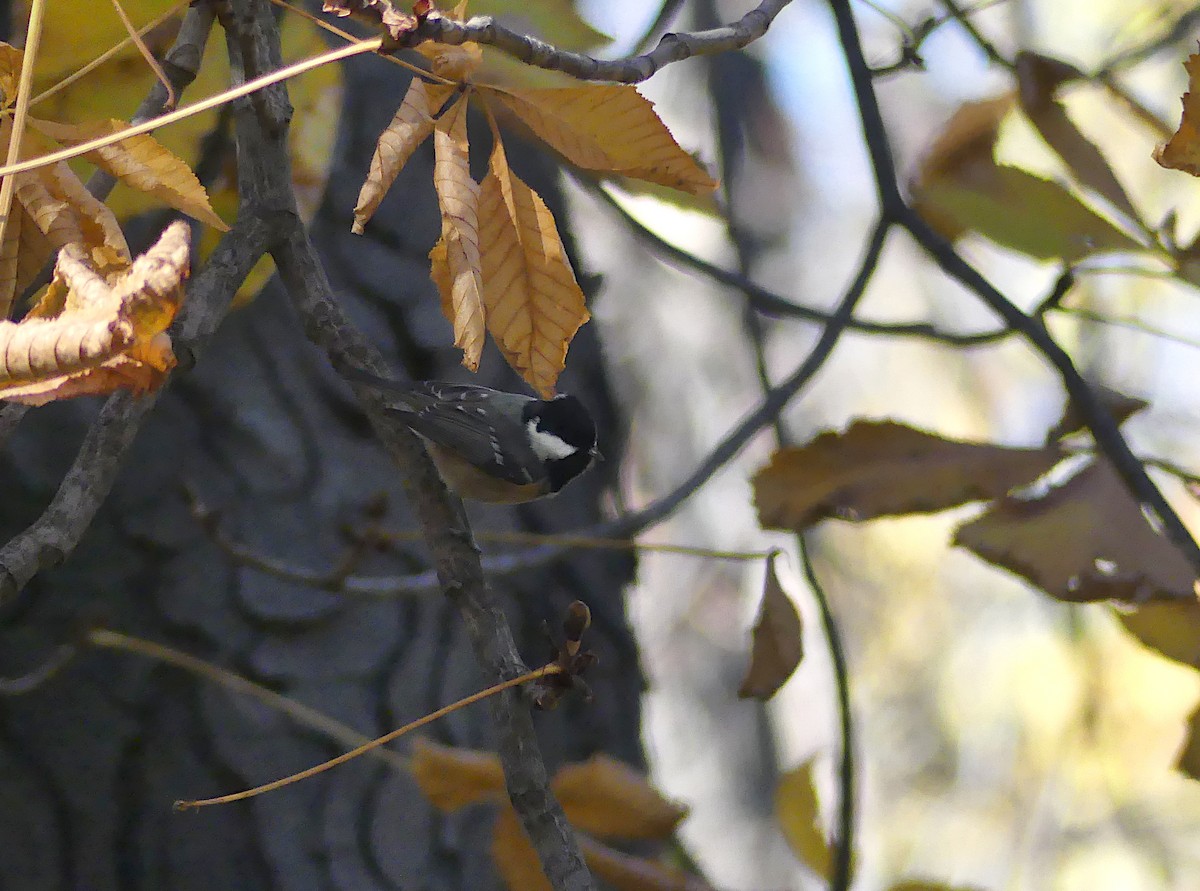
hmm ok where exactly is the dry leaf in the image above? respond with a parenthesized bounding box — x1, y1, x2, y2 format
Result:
(431, 96, 485, 370)
(491, 806, 552, 891)
(1015, 52, 1139, 223)
(479, 140, 589, 396)
(579, 834, 716, 891)
(776, 759, 833, 878)
(1157, 51, 1200, 176)
(416, 40, 483, 81)
(29, 118, 228, 231)
(955, 458, 1197, 603)
(754, 421, 1064, 531)
(410, 738, 506, 812)
(0, 41, 20, 107)
(738, 552, 803, 700)
(552, 754, 687, 840)
(1046, 385, 1148, 444)
(321, 0, 422, 40)
(352, 80, 459, 233)
(486, 84, 717, 195)
(0, 221, 189, 405)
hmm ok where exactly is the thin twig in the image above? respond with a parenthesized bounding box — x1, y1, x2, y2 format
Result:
(0, 0, 47, 319)
(827, 0, 1200, 582)
(408, 0, 793, 84)
(109, 0, 177, 110)
(176, 664, 558, 809)
(86, 628, 407, 769)
(798, 534, 854, 891)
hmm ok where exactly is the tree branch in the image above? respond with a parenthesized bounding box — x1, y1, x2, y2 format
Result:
(407, 0, 793, 83)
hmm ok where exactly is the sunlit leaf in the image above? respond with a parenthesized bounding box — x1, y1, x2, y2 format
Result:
(552, 754, 687, 840)
(754, 421, 1063, 531)
(776, 759, 832, 878)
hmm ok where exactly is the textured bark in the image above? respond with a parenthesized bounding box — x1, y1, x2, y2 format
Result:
(0, 51, 639, 891)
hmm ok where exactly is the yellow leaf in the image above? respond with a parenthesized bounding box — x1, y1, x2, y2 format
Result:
(409, 738, 506, 812)
(479, 141, 589, 396)
(415, 40, 483, 81)
(738, 552, 803, 701)
(485, 84, 717, 195)
(0, 41, 21, 107)
(29, 117, 228, 231)
(353, 80, 459, 233)
(551, 754, 687, 840)
(1157, 51, 1200, 176)
(491, 806, 553, 891)
(0, 221, 189, 405)
(776, 760, 832, 878)
(432, 96, 484, 370)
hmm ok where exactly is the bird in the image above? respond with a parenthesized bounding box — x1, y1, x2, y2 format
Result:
(342, 367, 598, 503)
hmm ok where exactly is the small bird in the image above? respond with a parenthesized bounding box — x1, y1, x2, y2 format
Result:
(343, 367, 598, 503)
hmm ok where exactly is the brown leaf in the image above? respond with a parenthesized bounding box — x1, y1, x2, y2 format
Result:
(1117, 599, 1200, 668)
(1156, 51, 1200, 176)
(431, 96, 484, 370)
(29, 118, 227, 231)
(485, 85, 717, 195)
(352, 80, 459, 233)
(1177, 706, 1200, 780)
(1015, 52, 1139, 223)
(415, 40, 483, 81)
(911, 94, 1015, 240)
(754, 421, 1064, 531)
(479, 140, 589, 396)
(0, 221, 189, 404)
(14, 160, 130, 274)
(579, 834, 716, 891)
(1047, 385, 1149, 444)
(491, 806, 552, 891)
(321, 0, 421, 40)
(776, 759, 833, 878)
(410, 738, 506, 812)
(954, 458, 1198, 603)
(552, 755, 687, 840)
(738, 552, 803, 700)
(0, 42, 20, 107)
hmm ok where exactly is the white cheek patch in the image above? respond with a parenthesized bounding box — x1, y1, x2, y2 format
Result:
(526, 419, 577, 461)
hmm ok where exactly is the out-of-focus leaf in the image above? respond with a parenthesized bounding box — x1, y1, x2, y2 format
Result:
(475, 0, 609, 51)
(888, 883, 987, 891)
(738, 552, 803, 701)
(580, 834, 716, 891)
(1046, 385, 1149, 444)
(917, 165, 1142, 261)
(478, 140, 589, 396)
(552, 755, 687, 840)
(410, 738, 505, 812)
(754, 421, 1063, 531)
(1015, 51, 1140, 224)
(485, 84, 717, 195)
(0, 42, 21, 106)
(1156, 50, 1200, 176)
(491, 806, 552, 891)
(955, 458, 1197, 604)
(1117, 599, 1200, 668)
(776, 759, 832, 878)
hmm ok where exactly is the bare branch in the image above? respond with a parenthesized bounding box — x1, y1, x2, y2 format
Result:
(407, 0, 793, 84)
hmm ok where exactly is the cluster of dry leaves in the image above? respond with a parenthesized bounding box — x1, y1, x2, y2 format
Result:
(348, 1, 715, 395)
(0, 42, 225, 405)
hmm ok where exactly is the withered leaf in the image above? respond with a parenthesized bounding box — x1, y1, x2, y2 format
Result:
(430, 96, 485, 370)
(1156, 51, 1200, 176)
(754, 421, 1063, 531)
(491, 807, 551, 891)
(353, 80, 459, 233)
(738, 552, 803, 701)
(415, 39, 483, 81)
(485, 84, 717, 195)
(321, 0, 422, 40)
(1047, 385, 1149, 444)
(955, 458, 1197, 603)
(479, 140, 589, 396)
(410, 737, 506, 812)
(776, 759, 833, 878)
(0, 41, 20, 107)
(579, 834, 717, 891)
(552, 754, 687, 840)
(29, 118, 228, 231)
(0, 221, 189, 405)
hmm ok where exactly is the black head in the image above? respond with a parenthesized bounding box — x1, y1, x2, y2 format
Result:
(524, 394, 598, 493)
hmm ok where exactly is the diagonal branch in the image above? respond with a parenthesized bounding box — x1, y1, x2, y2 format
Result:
(408, 0, 793, 83)
(826, 0, 1200, 582)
